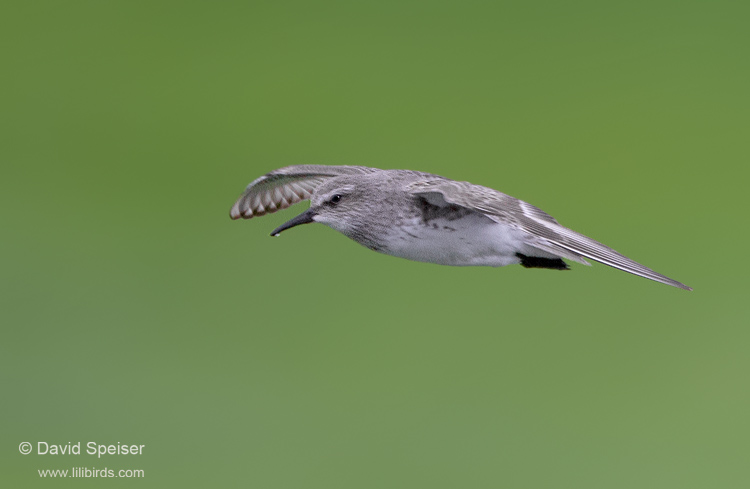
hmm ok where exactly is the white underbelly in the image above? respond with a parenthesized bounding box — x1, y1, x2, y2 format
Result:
(383, 215, 530, 267)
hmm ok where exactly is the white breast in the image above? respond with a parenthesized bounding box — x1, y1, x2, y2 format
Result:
(382, 214, 530, 267)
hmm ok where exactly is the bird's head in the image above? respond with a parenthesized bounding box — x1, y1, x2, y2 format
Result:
(270, 177, 370, 237)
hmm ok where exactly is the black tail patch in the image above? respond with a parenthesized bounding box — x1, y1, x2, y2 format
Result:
(516, 253, 569, 270)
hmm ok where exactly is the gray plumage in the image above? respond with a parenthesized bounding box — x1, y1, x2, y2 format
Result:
(230, 165, 691, 290)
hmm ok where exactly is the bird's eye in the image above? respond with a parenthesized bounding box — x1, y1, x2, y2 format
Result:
(330, 194, 342, 204)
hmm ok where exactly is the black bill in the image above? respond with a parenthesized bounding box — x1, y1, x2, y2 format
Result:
(270, 208, 317, 236)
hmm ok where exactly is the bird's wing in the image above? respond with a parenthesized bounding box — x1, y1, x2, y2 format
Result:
(408, 179, 692, 290)
(230, 165, 379, 219)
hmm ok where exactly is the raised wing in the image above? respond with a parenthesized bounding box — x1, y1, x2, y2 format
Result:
(408, 179, 692, 290)
(230, 165, 378, 219)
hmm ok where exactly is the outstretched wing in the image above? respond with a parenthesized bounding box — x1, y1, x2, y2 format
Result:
(230, 165, 378, 219)
(408, 179, 692, 290)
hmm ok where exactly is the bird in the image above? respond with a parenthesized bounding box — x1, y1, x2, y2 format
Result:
(229, 165, 691, 290)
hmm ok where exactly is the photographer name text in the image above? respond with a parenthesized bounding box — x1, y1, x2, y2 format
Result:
(20, 442, 144, 458)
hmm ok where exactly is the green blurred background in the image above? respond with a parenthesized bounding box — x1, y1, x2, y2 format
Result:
(2, 0, 748, 487)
